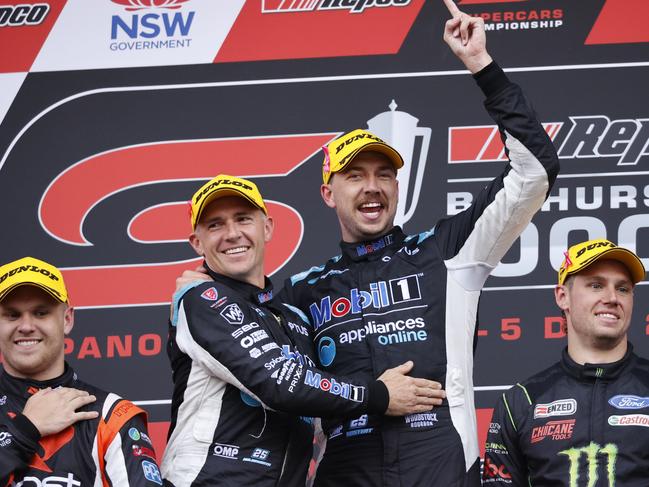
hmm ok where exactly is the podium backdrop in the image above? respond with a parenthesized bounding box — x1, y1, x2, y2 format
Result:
(1, 0, 648, 459)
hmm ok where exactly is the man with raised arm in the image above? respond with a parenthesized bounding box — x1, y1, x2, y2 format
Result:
(276, 1, 559, 484)
(176, 1, 559, 484)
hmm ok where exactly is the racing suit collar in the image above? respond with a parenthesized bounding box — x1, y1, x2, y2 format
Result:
(340, 226, 406, 262)
(561, 344, 634, 381)
(204, 263, 275, 305)
(0, 361, 76, 399)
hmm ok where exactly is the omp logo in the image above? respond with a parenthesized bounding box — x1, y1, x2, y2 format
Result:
(309, 275, 421, 329)
(262, 0, 411, 14)
(557, 116, 649, 166)
(608, 414, 649, 427)
(111, 0, 191, 10)
(14, 473, 81, 487)
(534, 399, 577, 419)
(531, 419, 575, 444)
(558, 442, 617, 487)
(0, 4, 49, 26)
(304, 370, 365, 402)
(213, 442, 239, 459)
(608, 395, 649, 410)
(448, 122, 562, 163)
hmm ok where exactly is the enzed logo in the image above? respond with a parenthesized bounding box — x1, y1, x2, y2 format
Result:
(262, 0, 412, 14)
(558, 442, 617, 487)
(309, 274, 421, 329)
(534, 399, 577, 419)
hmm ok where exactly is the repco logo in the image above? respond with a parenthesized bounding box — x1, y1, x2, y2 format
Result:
(557, 115, 649, 166)
(265, 0, 411, 14)
(0, 4, 49, 26)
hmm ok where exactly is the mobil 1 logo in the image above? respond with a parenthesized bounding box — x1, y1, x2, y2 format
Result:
(389, 274, 421, 303)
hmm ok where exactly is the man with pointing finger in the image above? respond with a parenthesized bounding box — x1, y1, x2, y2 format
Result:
(276, 1, 559, 485)
(177, 1, 559, 484)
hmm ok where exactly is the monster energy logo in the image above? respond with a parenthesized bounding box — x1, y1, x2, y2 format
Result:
(558, 442, 618, 487)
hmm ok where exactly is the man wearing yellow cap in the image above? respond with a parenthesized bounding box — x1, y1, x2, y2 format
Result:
(271, 2, 560, 485)
(483, 239, 648, 485)
(176, 1, 560, 484)
(0, 257, 163, 485)
(162, 175, 445, 486)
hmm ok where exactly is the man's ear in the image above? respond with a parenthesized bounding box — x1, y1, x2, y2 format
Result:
(189, 231, 204, 256)
(264, 215, 274, 243)
(555, 285, 569, 313)
(63, 306, 74, 335)
(321, 183, 336, 209)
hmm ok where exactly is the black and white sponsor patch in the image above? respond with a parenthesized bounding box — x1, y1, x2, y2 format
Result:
(221, 303, 245, 325)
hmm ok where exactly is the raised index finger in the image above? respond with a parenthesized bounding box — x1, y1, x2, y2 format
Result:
(443, 0, 460, 16)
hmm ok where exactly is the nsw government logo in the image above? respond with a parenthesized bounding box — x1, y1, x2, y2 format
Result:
(109, 0, 195, 52)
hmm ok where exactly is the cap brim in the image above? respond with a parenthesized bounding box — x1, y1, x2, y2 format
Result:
(344, 142, 404, 172)
(0, 282, 67, 303)
(193, 188, 266, 228)
(567, 247, 646, 284)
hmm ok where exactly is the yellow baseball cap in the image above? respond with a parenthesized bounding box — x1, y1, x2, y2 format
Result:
(0, 257, 68, 303)
(322, 129, 404, 184)
(558, 239, 645, 285)
(190, 174, 267, 229)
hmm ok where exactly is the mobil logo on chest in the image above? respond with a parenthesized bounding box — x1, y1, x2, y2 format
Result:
(309, 274, 421, 329)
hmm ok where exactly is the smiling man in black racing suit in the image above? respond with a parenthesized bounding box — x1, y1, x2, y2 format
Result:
(277, 1, 560, 484)
(0, 257, 163, 487)
(483, 240, 649, 486)
(161, 175, 444, 486)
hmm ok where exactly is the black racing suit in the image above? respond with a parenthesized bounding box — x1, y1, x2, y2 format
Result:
(0, 363, 162, 486)
(162, 271, 389, 487)
(279, 62, 559, 486)
(483, 345, 649, 486)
